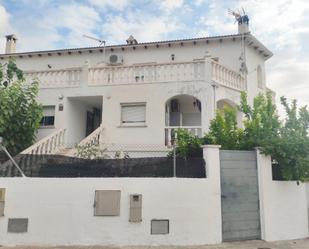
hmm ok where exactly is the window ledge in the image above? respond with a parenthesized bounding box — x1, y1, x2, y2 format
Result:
(118, 124, 147, 128)
(39, 126, 55, 129)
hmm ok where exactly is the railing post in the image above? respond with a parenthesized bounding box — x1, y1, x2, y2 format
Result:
(81, 60, 90, 87)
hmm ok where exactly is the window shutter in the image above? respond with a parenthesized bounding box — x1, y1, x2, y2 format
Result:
(121, 104, 146, 123)
(43, 106, 55, 116)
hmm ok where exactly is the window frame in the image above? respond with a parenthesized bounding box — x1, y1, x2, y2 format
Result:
(120, 102, 147, 127)
(39, 106, 55, 128)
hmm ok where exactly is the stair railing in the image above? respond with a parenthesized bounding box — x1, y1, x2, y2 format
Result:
(21, 128, 66, 155)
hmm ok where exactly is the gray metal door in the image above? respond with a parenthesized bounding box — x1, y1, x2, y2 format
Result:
(220, 150, 261, 241)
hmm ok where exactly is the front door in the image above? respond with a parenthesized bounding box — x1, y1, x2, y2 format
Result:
(86, 111, 94, 136)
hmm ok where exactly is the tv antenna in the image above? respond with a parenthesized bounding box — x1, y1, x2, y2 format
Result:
(83, 34, 107, 63)
(83, 34, 106, 46)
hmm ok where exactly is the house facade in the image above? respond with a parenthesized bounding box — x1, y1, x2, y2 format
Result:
(0, 20, 273, 157)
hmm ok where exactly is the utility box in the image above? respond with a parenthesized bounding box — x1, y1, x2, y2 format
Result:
(151, 219, 169, 234)
(0, 188, 6, 217)
(94, 190, 121, 216)
(8, 218, 28, 233)
(129, 194, 142, 222)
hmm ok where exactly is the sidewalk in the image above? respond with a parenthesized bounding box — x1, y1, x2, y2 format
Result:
(1, 239, 309, 249)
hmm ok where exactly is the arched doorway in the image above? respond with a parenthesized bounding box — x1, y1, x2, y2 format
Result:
(165, 94, 202, 145)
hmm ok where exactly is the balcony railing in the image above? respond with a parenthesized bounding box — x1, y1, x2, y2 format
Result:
(23, 60, 246, 91)
(24, 68, 82, 88)
(211, 61, 246, 91)
(165, 126, 202, 146)
(88, 60, 205, 86)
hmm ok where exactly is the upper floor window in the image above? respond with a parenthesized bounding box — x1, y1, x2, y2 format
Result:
(257, 65, 263, 89)
(121, 103, 146, 125)
(40, 106, 55, 127)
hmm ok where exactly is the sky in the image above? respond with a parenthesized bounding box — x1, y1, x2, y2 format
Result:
(0, 0, 309, 116)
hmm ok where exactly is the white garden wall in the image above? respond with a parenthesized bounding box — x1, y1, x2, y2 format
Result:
(256, 150, 309, 241)
(0, 177, 221, 246)
(0, 146, 221, 247)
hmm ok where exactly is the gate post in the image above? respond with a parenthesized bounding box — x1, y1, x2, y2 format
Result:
(202, 144, 222, 243)
(202, 145, 221, 179)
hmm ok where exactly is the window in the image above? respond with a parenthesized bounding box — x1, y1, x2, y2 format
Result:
(121, 103, 146, 125)
(40, 106, 55, 127)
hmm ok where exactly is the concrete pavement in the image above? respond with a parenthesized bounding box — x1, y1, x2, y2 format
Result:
(1, 238, 309, 249)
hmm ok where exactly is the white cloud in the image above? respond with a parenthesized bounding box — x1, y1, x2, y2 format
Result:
(88, 0, 131, 10)
(0, 4, 12, 53)
(102, 12, 181, 44)
(13, 3, 102, 52)
(160, 0, 184, 11)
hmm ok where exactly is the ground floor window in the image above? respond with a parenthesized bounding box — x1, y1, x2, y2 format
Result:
(40, 106, 55, 127)
(121, 102, 146, 125)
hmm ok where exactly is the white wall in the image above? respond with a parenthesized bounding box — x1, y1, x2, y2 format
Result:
(0, 177, 221, 246)
(0, 146, 222, 247)
(256, 150, 309, 241)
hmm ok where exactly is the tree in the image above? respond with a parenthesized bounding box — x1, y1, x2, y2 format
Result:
(0, 61, 42, 155)
(204, 105, 245, 150)
(262, 97, 309, 181)
(239, 92, 281, 149)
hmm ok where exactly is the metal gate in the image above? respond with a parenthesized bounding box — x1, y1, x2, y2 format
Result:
(220, 150, 261, 241)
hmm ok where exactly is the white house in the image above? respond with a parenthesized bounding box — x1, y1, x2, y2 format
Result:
(0, 17, 273, 157)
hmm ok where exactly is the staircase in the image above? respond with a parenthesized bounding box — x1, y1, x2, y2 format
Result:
(62, 124, 104, 157)
(0, 125, 104, 176)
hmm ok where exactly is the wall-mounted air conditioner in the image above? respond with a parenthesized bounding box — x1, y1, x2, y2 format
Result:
(109, 54, 123, 65)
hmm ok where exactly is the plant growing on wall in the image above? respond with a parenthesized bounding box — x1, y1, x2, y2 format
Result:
(0, 61, 42, 156)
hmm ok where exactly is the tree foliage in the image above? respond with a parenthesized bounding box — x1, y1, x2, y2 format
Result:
(0, 61, 42, 155)
(239, 92, 280, 149)
(262, 97, 309, 181)
(172, 129, 202, 159)
(205, 106, 244, 150)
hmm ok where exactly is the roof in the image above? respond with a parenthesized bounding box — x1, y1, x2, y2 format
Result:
(0, 32, 273, 60)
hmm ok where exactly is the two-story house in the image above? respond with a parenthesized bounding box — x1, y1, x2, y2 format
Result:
(0, 17, 273, 157)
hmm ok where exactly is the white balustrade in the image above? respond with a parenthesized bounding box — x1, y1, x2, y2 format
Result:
(211, 61, 246, 91)
(23, 61, 246, 91)
(24, 68, 82, 88)
(78, 124, 104, 147)
(165, 126, 202, 146)
(21, 128, 66, 155)
(88, 61, 205, 86)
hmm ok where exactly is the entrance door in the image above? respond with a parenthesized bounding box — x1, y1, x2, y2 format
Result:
(86, 111, 94, 136)
(220, 150, 261, 241)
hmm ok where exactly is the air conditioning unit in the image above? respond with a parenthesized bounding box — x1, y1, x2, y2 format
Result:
(109, 54, 123, 65)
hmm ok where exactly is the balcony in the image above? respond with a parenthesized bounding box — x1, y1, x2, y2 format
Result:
(24, 68, 82, 88)
(23, 59, 246, 91)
